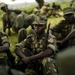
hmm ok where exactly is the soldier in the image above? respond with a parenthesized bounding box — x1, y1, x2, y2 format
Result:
(0, 2, 36, 34)
(14, 16, 57, 75)
(56, 46, 75, 75)
(12, 11, 28, 34)
(52, 2, 62, 11)
(33, 6, 40, 16)
(70, 0, 75, 11)
(0, 2, 22, 35)
(55, 24, 75, 49)
(51, 2, 62, 17)
(40, 3, 51, 18)
(51, 7, 75, 50)
(0, 31, 15, 67)
(18, 28, 27, 43)
(12, 12, 38, 33)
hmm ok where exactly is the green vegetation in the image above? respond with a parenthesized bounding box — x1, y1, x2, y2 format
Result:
(0, 2, 69, 56)
(19, 5, 36, 14)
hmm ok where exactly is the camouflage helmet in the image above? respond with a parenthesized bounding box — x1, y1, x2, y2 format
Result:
(0, 2, 7, 9)
(32, 16, 47, 25)
(56, 47, 75, 75)
(63, 7, 74, 16)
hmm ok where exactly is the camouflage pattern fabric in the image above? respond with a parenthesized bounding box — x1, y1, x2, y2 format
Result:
(12, 11, 28, 33)
(0, 2, 7, 9)
(0, 32, 9, 65)
(52, 7, 75, 40)
(52, 20, 73, 40)
(12, 13, 37, 33)
(18, 28, 27, 43)
(52, 18, 75, 50)
(33, 6, 40, 16)
(16, 32, 57, 75)
(23, 14, 37, 29)
(40, 4, 52, 18)
(40, 5, 48, 15)
(52, 7, 75, 50)
(0, 32, 15, 67)
(1, 12, 17, 32)
(71, 0, 75, 10)
(17, 28, 36, 43)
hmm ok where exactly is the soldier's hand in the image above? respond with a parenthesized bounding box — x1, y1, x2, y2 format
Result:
(22, 56, 30, 64)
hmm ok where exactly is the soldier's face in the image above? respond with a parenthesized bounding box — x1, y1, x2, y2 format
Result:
(64, 13, 74, 21)
(34, 24, 45, 35)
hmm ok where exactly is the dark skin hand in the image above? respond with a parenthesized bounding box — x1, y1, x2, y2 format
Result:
(15, 22, 54, 64)
(0, 43, 9, 52)
(56, 28, 75, 46)
(15, 47, 53, 64)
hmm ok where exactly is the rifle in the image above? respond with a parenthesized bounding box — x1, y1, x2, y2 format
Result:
(44, 23, 50, 50)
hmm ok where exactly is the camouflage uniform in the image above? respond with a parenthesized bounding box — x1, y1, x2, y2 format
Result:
(0, 32, 15, 67)
(18, 28, 27, 43)
(13, 12, 37, 33)
(70, 0, 75, 11)
(1, 12, 17, 31)
(40, 4, 48, 15)
(40, 3, 52, 18)
(33, 6, 40, 16)
(17, 27, 37, 43)
(12, 11, 28, 33)
(0, 2, 22, 35)
(51, 2, 62, 17)
(52, 7, 75, 50)
(0, 32, 9, 65)
(56, 46, 75, 75)
(15, 16, 57, 75)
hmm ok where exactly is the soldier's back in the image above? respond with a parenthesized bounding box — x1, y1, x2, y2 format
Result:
(56, 46, 75, 75)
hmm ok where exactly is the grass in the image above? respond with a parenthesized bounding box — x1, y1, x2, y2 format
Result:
(0, 1, 69, 56)
(0, 1, 70, 74)
(0, 16, 64, 54)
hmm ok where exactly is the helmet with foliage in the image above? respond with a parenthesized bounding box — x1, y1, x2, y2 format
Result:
(63, 7, 74, 16)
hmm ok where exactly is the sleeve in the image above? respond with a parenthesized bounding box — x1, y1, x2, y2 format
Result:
(15, 35, 35, 49)
(1, 35, 10, 46)
(47, 34, 57, 53)
(16, 39, 27, 49)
